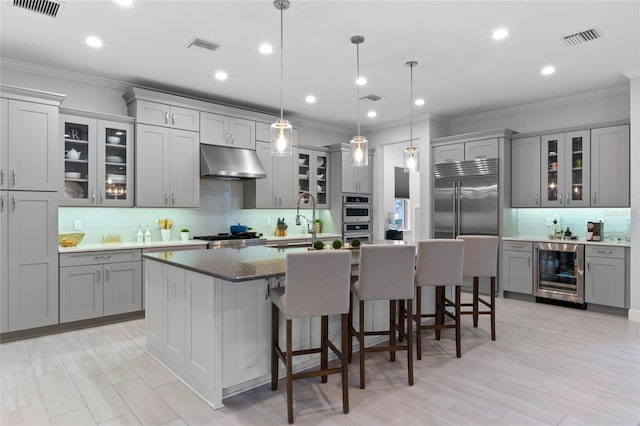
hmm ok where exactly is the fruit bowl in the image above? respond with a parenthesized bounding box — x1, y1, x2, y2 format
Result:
(58, 232, 84, 247)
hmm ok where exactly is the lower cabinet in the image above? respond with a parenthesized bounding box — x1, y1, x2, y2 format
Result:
(585, 245, 628, 308)
(59, 250, 141, 323)
(502, 241, 533, 294)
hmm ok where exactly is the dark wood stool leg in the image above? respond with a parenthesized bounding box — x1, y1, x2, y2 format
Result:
(398, 300, 405, 342)
(455, 285, 461, 358)
(348, 291, 354, 364)
(389, 300, 396, 362)
(321, 315, 329, 383)
(271, 303, 279, 391)
(341, 313, 350, 414)
(473, 277, 479, 328)
(286, 319, 294, 424)
(435, 286, 444, 341)
(490, 276, 496, 341)
(407, 298, 414, 386)
(359, 299, 366, 389)
(416, 286, 422, 360)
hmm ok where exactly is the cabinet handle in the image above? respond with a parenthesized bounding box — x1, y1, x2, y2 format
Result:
(96, 268, 101, 283)
(164, 193, 169, 205)
(105, 266, 110, 282)
(11, 169, 16, 186)
(587, 260, 591, 272)
(171, 193, 176, 205)
(527, 255, 531, 266)
(265, 283, 270, 300)
(476, 155, 487, 159)
(91, 190, 96, 204)
(224, 132, 229, 143)
(511, 243, 525, 248)
(0, 168, 3, 186)
(164, 112, 169, 124)
(565, 193, 570, 205)
(94, 255, 112, 260)
(99, 190, 104, 204)
(595, 249, 614, 255)
(230, 133, 235, 144)
(592, 192, 597, 205)
(11, 195, 16, 211)
(171, 113, 176, 125)
(0, 194, 3, 212)
(535, 193, 539, 206)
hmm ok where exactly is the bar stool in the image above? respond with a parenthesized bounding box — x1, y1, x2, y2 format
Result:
(457, 235, 499, 340)
(348, 244, 416, 389)
(410, 239, 465, 359)
(270, 250, 352, 424)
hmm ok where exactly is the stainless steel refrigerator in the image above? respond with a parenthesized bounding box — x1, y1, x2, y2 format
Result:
(433, 158, 498, 239)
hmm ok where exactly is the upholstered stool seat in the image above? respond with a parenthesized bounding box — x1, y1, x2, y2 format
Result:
(403, 239, 465, 359)
(457, 235, 499, 340)
(348, 244, 416, 389)
(270, 250, 352, 424)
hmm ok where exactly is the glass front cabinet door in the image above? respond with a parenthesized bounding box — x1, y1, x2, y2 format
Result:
(297, 148, 329, 209)
(541, 130, 590, 207)
(62, 113, 134, 207)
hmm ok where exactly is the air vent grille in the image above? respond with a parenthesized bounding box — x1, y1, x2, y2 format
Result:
(562, 28, 601, 46)
(360, 94, 382, 102)
(13, 0, 62, 17)
(187, 37, 221, 52)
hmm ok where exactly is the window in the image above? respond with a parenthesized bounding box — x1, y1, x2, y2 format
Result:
(394, 198, 410, 230)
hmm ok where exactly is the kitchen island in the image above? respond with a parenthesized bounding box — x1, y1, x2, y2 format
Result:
(143, 244, 396, 409)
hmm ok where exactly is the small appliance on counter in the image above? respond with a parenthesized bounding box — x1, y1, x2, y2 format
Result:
(586, 221, 603, 241)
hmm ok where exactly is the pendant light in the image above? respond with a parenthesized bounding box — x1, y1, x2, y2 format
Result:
(350, 35, 368, 167)
(271, 0, 292, 156)
(404, 60, 419, 172)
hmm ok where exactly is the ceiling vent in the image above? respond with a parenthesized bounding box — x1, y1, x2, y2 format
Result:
(360, 94, 382, 102)
(187, 37, 221, 53)
(562, 28, 601, 47)
(13, 0, 63, 17)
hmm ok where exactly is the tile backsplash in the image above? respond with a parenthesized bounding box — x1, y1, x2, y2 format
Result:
(515, 208, 631, 241)
(59, 179, 337, 244)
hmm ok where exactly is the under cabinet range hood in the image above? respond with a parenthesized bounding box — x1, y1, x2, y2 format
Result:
(200, 145, 267, 179)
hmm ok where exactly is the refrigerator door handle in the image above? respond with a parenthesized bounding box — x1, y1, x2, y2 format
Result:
(452, 181, 457, 238)
(456, 181, 461, 238)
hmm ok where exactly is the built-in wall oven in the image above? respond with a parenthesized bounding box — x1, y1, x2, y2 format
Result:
(534, 242, 584, 304)
(342, 194, 372, 242)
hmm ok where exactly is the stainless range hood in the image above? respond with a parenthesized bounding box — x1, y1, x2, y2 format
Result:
(200, 144, 267, 179)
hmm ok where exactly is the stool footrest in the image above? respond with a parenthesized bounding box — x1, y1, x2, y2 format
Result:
(460, 310, 491, 316)
(292, 367, 343, 381)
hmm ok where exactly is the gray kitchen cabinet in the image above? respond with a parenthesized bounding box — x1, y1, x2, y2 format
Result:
(244, 140, 296, 208)
(135, 124, 199, 207)
(59, 250, 142, 323)
(297, 147, 329, 208)
(144, 258, 165, 354)
(165, 263, 187, 370)
(590, 125, 629, 207)
(511, 136, 541, 208)
(433, 143, 464, 164)
(329, 144, 374, 195)
(585, 245, 627, 308)
(4, 191, 59, 331)
(502, 241, 533, 294)
(1, 99, 7, 333)
(540, 130, 590, 208)
(60, 111, 135, 207)
(132, 99, 199, 132)
(201, 112, 255, 150)
(433, 138, 498, 164)
(1, 97, 60, 192)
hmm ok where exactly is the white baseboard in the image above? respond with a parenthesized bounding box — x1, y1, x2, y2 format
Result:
(628, 309, 640, 322)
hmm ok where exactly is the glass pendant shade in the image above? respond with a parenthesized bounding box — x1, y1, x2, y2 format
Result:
(270, 119, 293, 156)
(350, 135, 368, 166)
(404, 146, 419, 172)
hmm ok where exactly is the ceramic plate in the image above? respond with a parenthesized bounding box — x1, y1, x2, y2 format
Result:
(64, 181, 85, 198)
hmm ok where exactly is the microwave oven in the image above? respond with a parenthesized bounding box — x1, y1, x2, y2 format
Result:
(343, 204, 371, 223)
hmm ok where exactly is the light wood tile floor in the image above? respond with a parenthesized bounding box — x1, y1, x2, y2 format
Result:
(1, 297, 639, 425)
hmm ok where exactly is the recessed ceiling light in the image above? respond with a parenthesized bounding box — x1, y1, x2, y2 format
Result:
(214, 71, 228, 80)
(113, 0, 133, 6)
(305, 95, 316, 103)
(414, 98, 425, 106)
(367, 111, 377, 118)
(86, 36, 103, 48)
(541, 65, 556, 75)
(356, 76, 367, 86)
(492, 28, 509, 40)
(259, 43, 273, 55)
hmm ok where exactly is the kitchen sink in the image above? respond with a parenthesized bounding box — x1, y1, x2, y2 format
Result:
(265, 242, 313, 249)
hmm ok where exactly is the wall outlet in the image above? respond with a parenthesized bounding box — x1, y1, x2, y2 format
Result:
(73, 219, 82, 230)
(266, 217, 272, 226)
(545, 217, 553, 227)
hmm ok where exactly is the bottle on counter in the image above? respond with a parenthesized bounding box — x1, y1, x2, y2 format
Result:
(564, 226, 572, 239)
(144, 226, 151, 242)
(137, 226, 144, 243)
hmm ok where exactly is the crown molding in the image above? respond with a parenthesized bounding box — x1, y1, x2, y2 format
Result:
(364, 112, 433, 133)
(623, 69, 640, 79)
(451, 85, 630, 126)
(1, 84, 65, 105)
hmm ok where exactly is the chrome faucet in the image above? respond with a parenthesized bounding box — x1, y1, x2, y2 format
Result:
(295, 192, 317, 244)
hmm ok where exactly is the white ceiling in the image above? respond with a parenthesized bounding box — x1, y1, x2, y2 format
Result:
(1, 1, 639, 132)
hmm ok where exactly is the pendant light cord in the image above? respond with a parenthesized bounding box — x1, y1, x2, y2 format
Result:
(410, 62, 413, 149)
(279, 3, 284, 121)
(356, 42, 361, 137)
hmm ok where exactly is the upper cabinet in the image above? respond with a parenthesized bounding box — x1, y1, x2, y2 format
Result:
(297, 148, 329, 208)
(590, 125, 629, 207)
(511, 136, 542, 208)
(60, 111, 134, 207)
(201, 112, 255, 149)
(541, 130, 590, 207)
(244, 140, 296, 208)
(1, 96, 61, 192)
(433, 138, 498, 164)
(328, 144, 373, 195)
(132, 100, 199, 132)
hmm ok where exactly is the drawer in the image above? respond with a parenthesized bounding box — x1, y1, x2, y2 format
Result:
(60, 249, 142, 267)
(503, 241, 532, 252)
(585, 245, 625, 259)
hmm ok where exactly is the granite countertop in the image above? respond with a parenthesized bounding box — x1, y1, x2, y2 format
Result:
(502, 236, 631, 248)
(59, 240, 209, 253)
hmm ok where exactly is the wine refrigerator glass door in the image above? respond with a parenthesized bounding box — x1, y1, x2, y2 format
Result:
(534, 242, 584, 303)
